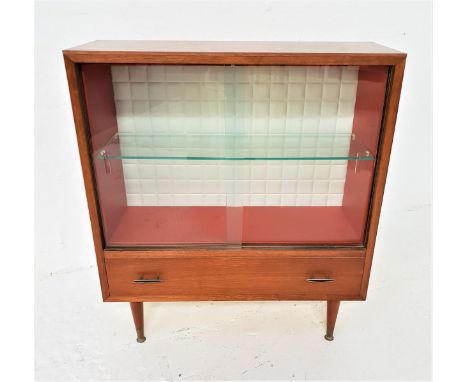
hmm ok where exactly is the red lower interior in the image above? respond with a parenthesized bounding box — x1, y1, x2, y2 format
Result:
(108, 206, 362, 246)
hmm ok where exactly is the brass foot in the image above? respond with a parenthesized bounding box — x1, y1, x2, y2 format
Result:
(136, 329, 146, 343)
(324, 334, 334, 341)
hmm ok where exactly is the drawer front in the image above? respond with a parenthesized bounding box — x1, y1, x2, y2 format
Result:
(106, 256, 364, 301)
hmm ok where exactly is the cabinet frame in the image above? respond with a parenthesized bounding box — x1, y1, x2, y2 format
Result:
(63, 41, 406, 305)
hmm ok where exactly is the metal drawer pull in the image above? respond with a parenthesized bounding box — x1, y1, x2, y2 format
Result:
(133, 276, 161, 284)
(306, 278, 334, 283)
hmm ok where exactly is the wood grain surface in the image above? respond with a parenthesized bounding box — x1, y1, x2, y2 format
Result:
(63, 41, 406, 65)
(106, 256, 364, 301)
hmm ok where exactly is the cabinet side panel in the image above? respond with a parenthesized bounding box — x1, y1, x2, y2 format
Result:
(81, 64, 127, 241)
(342, 66, 389, 242)
(361, 60, 406, 297)
(63, 56, 110, 299)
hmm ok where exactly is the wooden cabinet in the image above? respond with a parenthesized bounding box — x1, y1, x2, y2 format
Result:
(63, 41, 406, 342)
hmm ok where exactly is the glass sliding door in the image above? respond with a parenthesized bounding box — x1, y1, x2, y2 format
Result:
(82, 64, 388, 247)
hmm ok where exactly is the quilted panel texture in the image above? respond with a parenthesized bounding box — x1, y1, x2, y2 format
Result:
(111, 65, 359, 206)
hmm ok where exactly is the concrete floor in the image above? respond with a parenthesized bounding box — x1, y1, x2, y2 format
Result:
(35, 206, 431, 381)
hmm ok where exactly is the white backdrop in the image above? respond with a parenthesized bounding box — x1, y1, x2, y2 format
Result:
(35, 1, 431, 380)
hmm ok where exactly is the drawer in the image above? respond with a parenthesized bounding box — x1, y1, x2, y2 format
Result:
(106, 256, 364, 301)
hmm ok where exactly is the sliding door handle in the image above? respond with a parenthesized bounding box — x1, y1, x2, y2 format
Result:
(133, 276, 162, 283)
(306, 277, 334, 283)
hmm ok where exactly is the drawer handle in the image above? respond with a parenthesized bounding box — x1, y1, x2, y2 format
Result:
(306, 277, 334, 283)
(133, 276, 161, 284)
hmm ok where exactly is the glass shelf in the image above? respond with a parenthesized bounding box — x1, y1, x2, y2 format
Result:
(96, 132, 374, 161)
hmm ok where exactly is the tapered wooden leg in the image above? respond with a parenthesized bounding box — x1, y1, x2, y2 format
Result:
(130, 302, 146, 343)
(325, 300, 340, 341)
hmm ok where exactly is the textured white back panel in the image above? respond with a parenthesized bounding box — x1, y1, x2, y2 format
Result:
(111, 65, 358, 206)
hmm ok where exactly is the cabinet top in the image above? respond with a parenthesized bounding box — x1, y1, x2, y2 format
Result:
(63, 41, 406, 65)
(65, 40, 403, 54)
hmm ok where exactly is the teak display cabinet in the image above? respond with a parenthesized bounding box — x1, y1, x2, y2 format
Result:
(63, 41, 406, 342)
